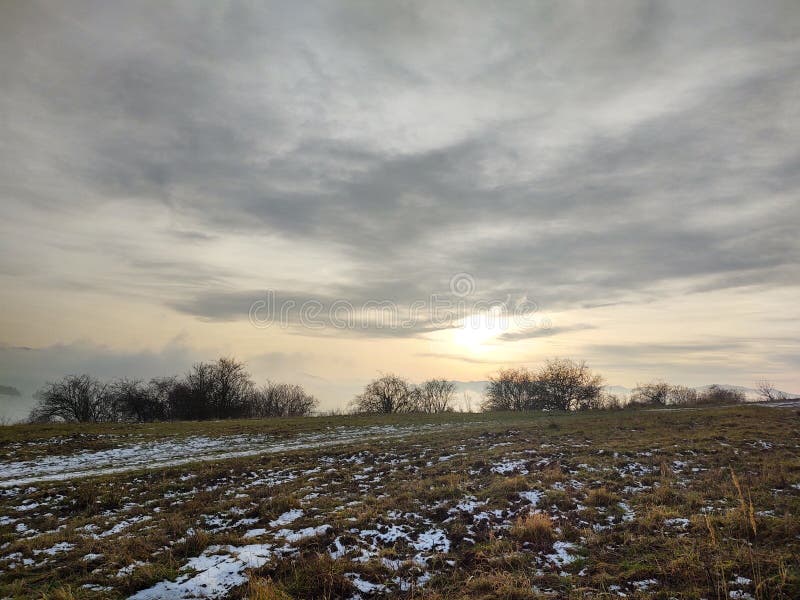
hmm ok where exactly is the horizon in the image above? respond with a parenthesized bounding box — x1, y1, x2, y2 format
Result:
(2, 2, 800, 419)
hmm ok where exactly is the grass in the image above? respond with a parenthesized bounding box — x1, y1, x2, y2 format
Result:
(509, 513, 554, 550)
(0, 405, 798, 598)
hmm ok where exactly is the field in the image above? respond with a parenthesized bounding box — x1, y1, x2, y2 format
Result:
(0, 406, 798, 599)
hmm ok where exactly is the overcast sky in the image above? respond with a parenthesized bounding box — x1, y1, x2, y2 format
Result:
(1, 1, 799, 418)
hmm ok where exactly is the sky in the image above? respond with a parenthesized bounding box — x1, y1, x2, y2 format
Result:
(1, 1, 799, 418)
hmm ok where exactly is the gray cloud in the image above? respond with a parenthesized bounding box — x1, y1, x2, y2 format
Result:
(1, 1, 799, 394)
(170, 288, 469, 338)
(3, 2, 800, 310)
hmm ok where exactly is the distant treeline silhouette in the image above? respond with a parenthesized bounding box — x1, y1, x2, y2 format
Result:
(28, 357, 752, 424)
(29, 358, 317, 423)
(482, 359, 748, 412)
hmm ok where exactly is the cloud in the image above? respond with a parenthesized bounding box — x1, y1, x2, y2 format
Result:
(498, 324, 596, 342)
(1, 1, 799, 395)
(0, 385, 21, 397)
(3, 2, 799, 313)
(415, 352, 521, 365)
(170, 288, 473, 338)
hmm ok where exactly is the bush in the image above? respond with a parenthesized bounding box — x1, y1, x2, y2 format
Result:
(697, 385, 746, 405)
(482, 358, 604, 412)
(251, 382, 318, 417)
(350, 374, 455, 414)
(482, 367, 538, 411)
(631, 381, 672, 406)
(350, 374, 416, 414)
(416, 378, 456, 413)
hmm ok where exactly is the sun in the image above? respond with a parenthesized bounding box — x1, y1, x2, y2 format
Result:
(452, 311, 506, 352)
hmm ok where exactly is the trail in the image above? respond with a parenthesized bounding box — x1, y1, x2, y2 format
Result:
(0, 423, 461, 487)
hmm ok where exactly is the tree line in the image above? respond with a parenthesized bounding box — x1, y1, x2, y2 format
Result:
(627, 381, 747, 407)
(29, 358, 317, 423)
(482, 359, 752, 411)
(28, 356, 769, 424)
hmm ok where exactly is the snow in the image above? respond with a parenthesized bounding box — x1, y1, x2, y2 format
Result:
(412, 528, 450, 553)
(617, 502, 635, 522)
(275, 524, 331, 542)
(242, 528, 267, 539)
(329, 536, 348, 559)
(546, 541, 579, 567)
(0, 424, 451, 487)
(34, 541, 74, 556)
(632, 579, 658, 590)
(519, 490, 544, 507)
(82, 583, 113, 592)
(358, 524, 411, 545)
(449, 496, 486, 514)
(82, 553, 104, 562)
(97, 515, 152, 538)
(269, 508, 303, 527)
(346, 573, 387, 594)
(129, 544, 272, 600)
(490, 459, 529, 475)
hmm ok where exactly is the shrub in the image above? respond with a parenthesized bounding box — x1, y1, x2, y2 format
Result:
(483, 358, 604, 412)
(350, 374, 416, 414)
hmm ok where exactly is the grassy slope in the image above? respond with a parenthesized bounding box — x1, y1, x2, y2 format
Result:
(1, 406, 798, 599)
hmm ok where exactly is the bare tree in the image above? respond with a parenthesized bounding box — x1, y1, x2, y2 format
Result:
(251, 381, 318, 417)
(598, 393, 623, 410)
(108, 378, 166, 422)
(536, 358, 604, 411)
(668, 385, 698, 406)
(756, 379, 786, 402)
(631, 381, 672, 407)
(351, 374, 416, 414)
(462, 391, 473, 413)
(148, 376, 178, 420)
(170, 362, 216, 420)
(482, 367, 539, 411)
(416, 379, 456, 413)
(170, 358, 254, 420)
(698, 385, 746, 405)
(211, 357, 255, 418)
(30, 375, 113, 423)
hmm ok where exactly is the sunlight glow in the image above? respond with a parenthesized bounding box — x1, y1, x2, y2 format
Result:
(452, 311, 507, 352)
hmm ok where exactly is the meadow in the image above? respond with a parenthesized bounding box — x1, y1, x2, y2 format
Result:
(0, 405, 798, 599)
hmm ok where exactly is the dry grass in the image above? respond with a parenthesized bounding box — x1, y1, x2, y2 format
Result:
(585, 486, 618, 507)
(509, 512, 554, 550)
(0, 405, 798, 599)
(247, 577, 294, 600)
